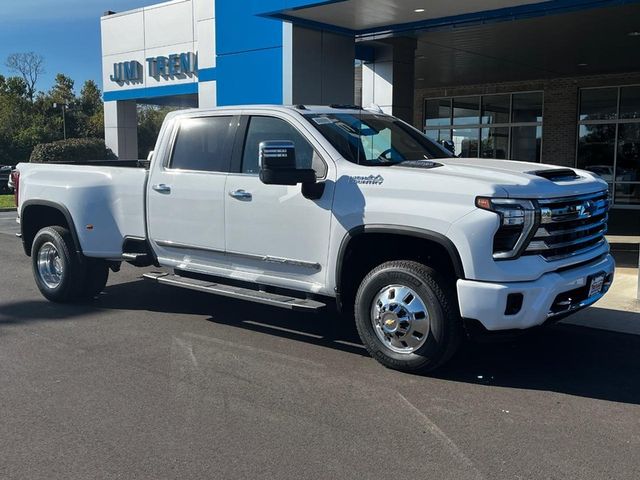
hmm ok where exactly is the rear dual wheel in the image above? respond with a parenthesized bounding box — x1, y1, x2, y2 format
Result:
(32, 226, 109, 303)
(354, 260, 462, 373)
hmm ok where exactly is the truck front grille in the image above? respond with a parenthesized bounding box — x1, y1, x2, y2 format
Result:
(524, 190, 609, 261)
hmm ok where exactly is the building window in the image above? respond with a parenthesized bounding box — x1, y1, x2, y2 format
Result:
(577, 86, 640, 207)
(424, 92, 543, 162)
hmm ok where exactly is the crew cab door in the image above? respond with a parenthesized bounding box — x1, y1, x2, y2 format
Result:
(224, 112, 335, 292)
(147, 113, 238, 270)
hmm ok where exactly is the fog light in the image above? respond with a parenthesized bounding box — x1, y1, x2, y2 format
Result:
(505, 293, 523, 316)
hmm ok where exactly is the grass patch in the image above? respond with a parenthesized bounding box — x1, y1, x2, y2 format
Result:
(0, 195, 14, 209)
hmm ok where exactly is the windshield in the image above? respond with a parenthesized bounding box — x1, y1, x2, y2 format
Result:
(303, 112, 453, 166)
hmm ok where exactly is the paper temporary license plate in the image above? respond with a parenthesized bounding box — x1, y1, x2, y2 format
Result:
(588, 273, 605, 298)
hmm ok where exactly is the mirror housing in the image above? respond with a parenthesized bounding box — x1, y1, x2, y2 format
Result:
(258, 140, 316, 186)
(440, 139, 455, 154)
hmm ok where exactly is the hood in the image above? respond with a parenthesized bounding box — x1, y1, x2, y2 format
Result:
(391, 157, 608, 199)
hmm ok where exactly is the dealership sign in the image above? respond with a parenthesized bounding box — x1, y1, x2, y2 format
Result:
(110, 52, 198, 84)
(110, 61, 143, 83)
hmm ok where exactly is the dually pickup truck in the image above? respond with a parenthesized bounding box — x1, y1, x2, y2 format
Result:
(12, 105, 614, 373)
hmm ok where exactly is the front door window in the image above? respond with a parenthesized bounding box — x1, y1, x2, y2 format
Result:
(241, 116, 326, 177)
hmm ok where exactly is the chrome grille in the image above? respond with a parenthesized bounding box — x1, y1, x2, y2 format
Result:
(524, 190, 609, 261)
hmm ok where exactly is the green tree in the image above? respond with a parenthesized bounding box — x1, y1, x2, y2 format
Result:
(0, 75, 28, 98)
(0, 53, 62, 165)
(137, 105, 179, 158)
(77, 80, 104, 139)
(47, 74, 79, 140)
(0, 57, 107, 165)
(49, 73, 75, 105)
(0, 74, 39, 164)
(79, 80, 101, 115)
(5, 52, 45, 102)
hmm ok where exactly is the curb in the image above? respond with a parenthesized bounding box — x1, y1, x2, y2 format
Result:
(0, 208, 16, 212)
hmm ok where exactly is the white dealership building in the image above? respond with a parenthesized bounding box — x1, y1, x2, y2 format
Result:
(101, 0, 640, 228)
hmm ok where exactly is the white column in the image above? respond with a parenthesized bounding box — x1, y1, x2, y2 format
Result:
(198, 81, 217, 108)
(195, 0, 216, 108)
(104, 100, 138, 160)
(362, 38, 416, 122)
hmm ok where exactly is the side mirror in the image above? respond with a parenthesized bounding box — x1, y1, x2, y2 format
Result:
(440, 139, 455, 154)
(258, 140, 316, 186)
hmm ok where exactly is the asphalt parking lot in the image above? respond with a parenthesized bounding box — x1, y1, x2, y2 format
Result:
(1, 212, 639, 480)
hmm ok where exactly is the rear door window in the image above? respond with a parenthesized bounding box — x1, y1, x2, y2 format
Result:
(170, 116, 234, 172)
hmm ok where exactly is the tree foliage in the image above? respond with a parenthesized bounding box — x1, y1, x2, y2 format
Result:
(30, 138, 116, 163)
(50, 73, 75, 105)
(5, 52, 45, 102)
(0, 54, 107, 166)
(137, 105, 179, 159)
(1, 52, 186, 165)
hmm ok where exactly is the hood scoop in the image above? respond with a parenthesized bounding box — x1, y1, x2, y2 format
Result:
(527, 168, 580, 182)
(396, 160, 443, 170)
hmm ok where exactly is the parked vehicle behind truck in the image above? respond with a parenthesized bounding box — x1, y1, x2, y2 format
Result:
(1, 165, 12, 194)
(13, 105, 615, 373)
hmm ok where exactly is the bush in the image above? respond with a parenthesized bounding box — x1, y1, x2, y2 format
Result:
(29, 138, 117, 163)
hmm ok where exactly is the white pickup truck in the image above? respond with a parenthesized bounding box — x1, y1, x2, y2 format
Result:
(13, 105, 614, 373)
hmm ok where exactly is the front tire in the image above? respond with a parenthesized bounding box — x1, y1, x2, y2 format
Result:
(32, 226, 87, 303)
(354, 260, 462, 373)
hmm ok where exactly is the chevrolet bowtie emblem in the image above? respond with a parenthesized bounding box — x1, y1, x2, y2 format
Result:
(578, 200, 595, 217)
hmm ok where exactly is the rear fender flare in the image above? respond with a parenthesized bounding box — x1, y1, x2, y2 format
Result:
(20, 200, 82, 256)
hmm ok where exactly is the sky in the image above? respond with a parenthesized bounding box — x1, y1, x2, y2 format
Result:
(0, 0, 161, 95)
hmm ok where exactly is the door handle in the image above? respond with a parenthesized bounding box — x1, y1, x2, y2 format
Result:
(152, 183, 171, 194)
(229, 189, 252, 200)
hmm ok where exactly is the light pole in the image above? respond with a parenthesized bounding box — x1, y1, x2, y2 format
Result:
(53, 102, 69, 140)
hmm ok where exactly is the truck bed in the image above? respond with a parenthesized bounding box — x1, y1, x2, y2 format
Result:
(17, 162, 149, 258)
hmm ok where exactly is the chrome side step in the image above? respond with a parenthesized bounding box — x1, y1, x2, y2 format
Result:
(122, 253, 149, 261)
(122, 252, 153, 267)
(142, 272, 326, 312)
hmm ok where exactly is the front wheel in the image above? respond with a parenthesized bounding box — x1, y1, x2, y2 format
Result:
(354, 260, 462, 373)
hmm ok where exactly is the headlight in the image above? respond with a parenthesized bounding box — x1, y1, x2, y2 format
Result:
(476, 197, 539, 260)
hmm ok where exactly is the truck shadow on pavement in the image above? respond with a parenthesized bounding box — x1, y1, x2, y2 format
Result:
(0, 299, 104, 325)
(95, 280, 640, 405)
(2, 277, 639, 405)
(438, 321, 640, 406)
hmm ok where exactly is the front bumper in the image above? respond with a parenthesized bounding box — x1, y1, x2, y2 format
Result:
(456, 254, 615, 331)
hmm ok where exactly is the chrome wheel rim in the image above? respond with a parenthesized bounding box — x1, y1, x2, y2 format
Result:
(370, 284, 430, 354)
(37, 242, 64, 289)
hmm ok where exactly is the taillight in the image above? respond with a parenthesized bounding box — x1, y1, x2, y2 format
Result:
(11, 170, 19, 207)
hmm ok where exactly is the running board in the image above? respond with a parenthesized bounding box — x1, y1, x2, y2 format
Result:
(142, 272, 326, 312)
